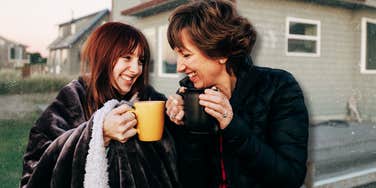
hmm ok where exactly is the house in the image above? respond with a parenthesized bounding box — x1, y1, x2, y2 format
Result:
(48, 9, 110, 76)
(112, 0, 376, 123)
(0, 35, 29, 69)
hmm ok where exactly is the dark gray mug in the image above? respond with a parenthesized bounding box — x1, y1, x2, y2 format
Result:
(179, 88, 217, 134)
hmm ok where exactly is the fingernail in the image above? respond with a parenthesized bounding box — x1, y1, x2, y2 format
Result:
(211, 86, 219, 91)
(173, 99, 178, 105)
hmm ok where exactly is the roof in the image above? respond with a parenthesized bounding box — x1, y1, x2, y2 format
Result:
(121, 0, 376, 17)
(301, 0, 376, 9)
(121, 0, 188, 17)
(48, 9, 109, 50)
(0, 35, 27, 47)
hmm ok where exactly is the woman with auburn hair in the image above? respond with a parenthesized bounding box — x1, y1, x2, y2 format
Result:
(165, 0, 309, 188)
(21, 22, 179, 188)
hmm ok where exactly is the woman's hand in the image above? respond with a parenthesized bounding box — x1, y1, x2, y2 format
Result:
(103, 104, 137, 146)
(199, 88, 233, 129)
(166, 94, 184, 125)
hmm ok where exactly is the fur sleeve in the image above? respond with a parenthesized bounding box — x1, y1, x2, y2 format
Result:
(21, 79, 87, 188)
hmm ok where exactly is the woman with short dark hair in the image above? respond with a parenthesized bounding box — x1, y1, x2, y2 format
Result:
(165, 1, 309, 187)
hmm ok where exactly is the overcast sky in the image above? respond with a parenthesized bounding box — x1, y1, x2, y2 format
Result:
(0, 0, 111, 57)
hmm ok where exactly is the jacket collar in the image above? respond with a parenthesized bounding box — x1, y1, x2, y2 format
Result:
(230, 56, 260, 110)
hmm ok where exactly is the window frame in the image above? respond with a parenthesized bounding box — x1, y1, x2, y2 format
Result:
(142, 27, 157, 76)
(59, 27, 64, 37)
(8, 45, 22, 61)
(360, 17, 376, 74)
(157, 25, 179, 78)
(71, 23, 76, 35)
(285, 17, 321, 57)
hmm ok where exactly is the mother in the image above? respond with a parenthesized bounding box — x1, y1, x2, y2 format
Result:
(166, 1, 309, 187)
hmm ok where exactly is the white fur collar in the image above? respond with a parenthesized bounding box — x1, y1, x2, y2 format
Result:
(84, 99, 119, 188)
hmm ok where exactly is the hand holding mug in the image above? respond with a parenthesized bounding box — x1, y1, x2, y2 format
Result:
(103, 104, 138, 146)
(171, 87, 218, 133)
(199, 88, 233, 129)
(166, 94, 184, 125)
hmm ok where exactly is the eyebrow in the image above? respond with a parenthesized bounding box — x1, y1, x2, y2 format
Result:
(177, 47, 192, 53)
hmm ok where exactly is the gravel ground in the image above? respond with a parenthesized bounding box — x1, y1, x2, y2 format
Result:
(0, 92, 57, 119)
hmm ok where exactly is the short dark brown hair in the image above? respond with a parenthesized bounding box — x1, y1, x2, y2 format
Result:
(81, 22, 150, 117)
(167, 0, 257, 75)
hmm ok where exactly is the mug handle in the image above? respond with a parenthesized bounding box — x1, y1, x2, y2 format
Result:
(128, 108, 139, 134)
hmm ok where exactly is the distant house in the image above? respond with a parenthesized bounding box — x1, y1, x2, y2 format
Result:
(48, 9, 110, 76)
(0, 35, 29, 69)
(112, 0, 376, 122)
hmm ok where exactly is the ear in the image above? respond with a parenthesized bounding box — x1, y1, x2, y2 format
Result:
(218, 57, 228, 64)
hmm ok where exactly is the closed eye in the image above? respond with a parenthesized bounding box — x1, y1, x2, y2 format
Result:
(122, 55, 132, 61)
(138, 57, 145, 65)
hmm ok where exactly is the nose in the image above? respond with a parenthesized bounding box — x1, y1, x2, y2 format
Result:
(176, 56, 186, 73)
(129, 58, 140, 74)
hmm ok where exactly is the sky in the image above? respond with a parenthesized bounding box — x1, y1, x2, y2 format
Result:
(0, 0, 111, 57)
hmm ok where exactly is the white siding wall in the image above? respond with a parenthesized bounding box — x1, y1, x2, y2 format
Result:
(238, 0, 362, 121)
(352, 9, 376, 121)
(113, 0, 376, 121)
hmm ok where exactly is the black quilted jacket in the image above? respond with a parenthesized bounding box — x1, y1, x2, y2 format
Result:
(172, 56, 309, 188)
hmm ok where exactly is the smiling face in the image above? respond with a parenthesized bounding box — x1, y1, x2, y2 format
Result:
(174, 29, 228, 89)
(112, 45, 144, 95)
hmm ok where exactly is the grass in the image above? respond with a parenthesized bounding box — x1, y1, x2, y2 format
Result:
(0, 112, 39, 188)
(0, 90, 56, 187)
(0, 70, 71, 187)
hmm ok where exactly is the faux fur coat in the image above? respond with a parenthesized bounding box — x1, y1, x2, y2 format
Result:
(21, 78, 179, 188)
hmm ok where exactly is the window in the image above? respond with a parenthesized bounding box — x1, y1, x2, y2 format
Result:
(286, 17, 320, 57)
(361, 17, 376, 74)
(54, 49, 62, 74)
(61, 49, 68, 64)
(59, 27, 64, 37)
(9, 46, 22, 61)
(142, 28, 157, 74)
(10, 47, 16, 60)
(158, 25, 178, 77)
(71, 23, 76, 34)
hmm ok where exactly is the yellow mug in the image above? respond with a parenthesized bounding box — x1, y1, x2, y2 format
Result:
(129, 101, 165, 141)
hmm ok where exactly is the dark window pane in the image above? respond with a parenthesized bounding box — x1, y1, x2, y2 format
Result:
(163, 60, 177, 73)
(366, 22, 376, 70)
(289, 22, 317, 36)
(10, 48, 15, 59)
(288, 39, 317, 53)
(149, 59, 154, 73)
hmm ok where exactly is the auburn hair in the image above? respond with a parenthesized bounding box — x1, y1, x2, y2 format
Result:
(81, 22, 150, 118)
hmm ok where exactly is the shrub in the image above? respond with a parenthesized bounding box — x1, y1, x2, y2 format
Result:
(0, 73, 72, 95)
(0, 69, 21, 80)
